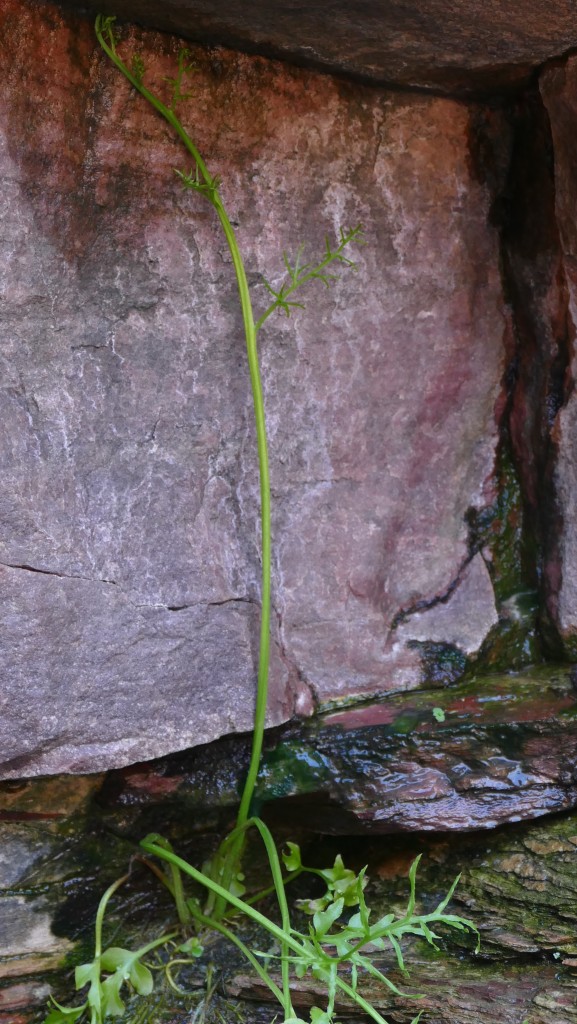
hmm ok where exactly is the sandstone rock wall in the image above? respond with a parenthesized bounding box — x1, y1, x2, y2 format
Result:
(1, 0, 577, 784)
(0, 0, 509, 777)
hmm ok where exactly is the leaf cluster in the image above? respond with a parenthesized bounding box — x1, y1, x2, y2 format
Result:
(46, 945, 155, 1024)
(278, 846, 479, 1024)
(256, 227, 363, 331)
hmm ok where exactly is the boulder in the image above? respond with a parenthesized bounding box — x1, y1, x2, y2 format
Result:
(0, 0, 506, 776)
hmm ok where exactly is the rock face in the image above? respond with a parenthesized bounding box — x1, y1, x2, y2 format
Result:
(58, 0, 577, 96)
(539, 57, 577, 656)
(0, 0, 506, 777)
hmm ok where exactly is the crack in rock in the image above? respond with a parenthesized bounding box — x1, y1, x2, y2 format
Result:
(392, 553, 499, 656)
(0, 561, 117, 586)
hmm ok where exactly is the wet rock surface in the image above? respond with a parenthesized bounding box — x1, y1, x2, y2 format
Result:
(1, 0, 506, 777)
(230, 809, 577, 1022)
(97, 666, 577, 834)
(58, 0, 577, 96)
(260, 667, 577, 833)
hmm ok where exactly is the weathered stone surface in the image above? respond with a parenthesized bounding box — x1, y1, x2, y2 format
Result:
(230, 960, 577, 1024)
(99, 667, 577, 834)
(393, 553, 498, 655)
(261, 667, 577, 832)
(58, 0, 577, 96)
(538, 58, 577, 656)
(1, 0, 506, 776)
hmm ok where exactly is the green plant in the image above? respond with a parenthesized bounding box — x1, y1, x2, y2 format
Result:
(44, 16, 480, 1024)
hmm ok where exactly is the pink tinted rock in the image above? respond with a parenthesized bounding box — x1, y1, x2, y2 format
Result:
(0, 1, 504, 776)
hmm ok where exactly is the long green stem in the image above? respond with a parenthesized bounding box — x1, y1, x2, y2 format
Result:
(94, 874, 130, 959)
(95, 16, 271, 838)
(187, 904, 291, 1015)
(140, 836, 305, 956)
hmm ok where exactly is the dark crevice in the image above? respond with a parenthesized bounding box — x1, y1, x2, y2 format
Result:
(166, 596, 252, 611)
(469, 86, 573, 663)
(390, 554, 474, 630)
(0, 561, 117, 586)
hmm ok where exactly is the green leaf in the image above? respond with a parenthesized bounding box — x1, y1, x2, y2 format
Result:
(310, 1007, 332, 1024)
(74, 963, 96, 990)
(318, 855, 365, 907)
(296, 895, 329, 916)
(128, 960, 154, 996)
(432, 706, 445, 722)
(282, 841, 302, 872)
(419, 921, 440, 949)
(43, 999, 87, 1024)
(179, 936, 204, 957)
(100, 973, 126, 1017)
(99, 948, 132, 973)
(370, 911, 395, 934)
(313, 897, 344, 937)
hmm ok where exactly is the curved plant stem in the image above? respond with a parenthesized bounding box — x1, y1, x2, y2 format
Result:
(187, 905, 290, 1015)
(95, 874, 130, 959)
(141, 835, 304, 954)
(95, 16, 271, 845)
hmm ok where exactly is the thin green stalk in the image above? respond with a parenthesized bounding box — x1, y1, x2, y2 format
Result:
(332, 975, 392, 1024)
(187, 904, 290, 1015)
(94, 874, 130, 959)
(147, 817, 293, 1006)
(96, 13, 271, 844)
(140, 836, 305, 957)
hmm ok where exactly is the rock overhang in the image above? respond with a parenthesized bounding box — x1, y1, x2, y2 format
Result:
(57, 0, 577, 96)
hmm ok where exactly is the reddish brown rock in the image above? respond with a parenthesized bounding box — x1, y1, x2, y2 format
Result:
(258, 667, 577, 833)
(58, 0, 577, 96)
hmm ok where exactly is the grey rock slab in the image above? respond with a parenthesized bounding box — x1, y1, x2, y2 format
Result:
(57, 0, 577, 96)
(0, 565, 290, 777)
(0, 2, 505, 775)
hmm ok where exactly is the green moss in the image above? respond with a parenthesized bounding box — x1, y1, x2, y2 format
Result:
(466, 438, 543, 674)
(408, 640, 468, 685)
(253, 743, 332, 805)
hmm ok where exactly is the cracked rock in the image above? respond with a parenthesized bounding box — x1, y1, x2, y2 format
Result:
(0, 565, 290, 777)
(0, 1, 504, 775)
(392, 554, 499, 656)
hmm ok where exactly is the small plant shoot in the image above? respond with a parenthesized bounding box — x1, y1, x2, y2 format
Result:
(45, 16, 480, 1024)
